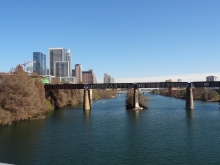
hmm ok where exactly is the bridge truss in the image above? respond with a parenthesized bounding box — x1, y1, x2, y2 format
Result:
(44, 81, 220, 90)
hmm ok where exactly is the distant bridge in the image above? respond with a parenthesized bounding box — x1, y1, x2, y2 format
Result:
(44, 81, 220, 110)
(44, 81, 220, 90)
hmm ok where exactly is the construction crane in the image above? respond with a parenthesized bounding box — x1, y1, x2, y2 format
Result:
(21, 60, 35, 71)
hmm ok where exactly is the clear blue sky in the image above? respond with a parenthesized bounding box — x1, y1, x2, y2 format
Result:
(0, 0, 220, 82)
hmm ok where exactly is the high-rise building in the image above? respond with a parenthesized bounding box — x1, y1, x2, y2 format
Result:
(110, 77, 114, 83)
(104, 73, 108, 83)
(47, 68, 49, 75)
(55, 61, 69, 77)
(72, 69, 75, 77)
(64, 49, 72, 77)
(104, 73, 114, 83)
(75, 64, 82, 83)
(177, 79, 182, 82)
(82, 70, 97, 84)
(206, 76, 217, 81)
(49, 48, 72, 78)
(49, 48, 65, 76)
(33, 52, 46, 75)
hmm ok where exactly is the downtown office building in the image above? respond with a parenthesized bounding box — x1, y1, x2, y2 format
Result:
(72, 65, 97, 84)
(49, 48, 72, 81)
(82, 70, 97, 84)
(72, 64, 82, 83)
(104, 73, 114, 83)
(206, 76, 218, 81)
(33, 52, 46, 75)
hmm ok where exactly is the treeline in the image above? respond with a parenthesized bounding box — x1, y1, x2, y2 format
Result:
(93, 89, 117, 99)
(46, 83, 117, 108)
(0, 65, 117, 126)
(151, 88, 220, 101)
(125, 89, 149, 110)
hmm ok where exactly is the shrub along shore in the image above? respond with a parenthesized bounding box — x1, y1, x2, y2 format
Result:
(151, 88, 220, 102)
(125, 89, 149, 110)
(0, 65, 117, 126)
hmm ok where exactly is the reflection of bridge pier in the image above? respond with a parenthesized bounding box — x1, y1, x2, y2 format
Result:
(83, 109, 91, 123)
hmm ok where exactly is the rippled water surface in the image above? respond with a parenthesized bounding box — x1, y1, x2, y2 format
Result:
(1, 93, 220, 165)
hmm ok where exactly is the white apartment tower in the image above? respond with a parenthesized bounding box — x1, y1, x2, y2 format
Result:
(65, 49, 72, 77)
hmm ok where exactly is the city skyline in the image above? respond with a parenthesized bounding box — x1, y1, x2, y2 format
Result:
(0, 0, 220, 82)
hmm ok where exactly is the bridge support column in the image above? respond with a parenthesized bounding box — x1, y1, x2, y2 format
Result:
(186, 87, 194, 110)
(83, 89, 91, 110)
(133, 88, 142, 110)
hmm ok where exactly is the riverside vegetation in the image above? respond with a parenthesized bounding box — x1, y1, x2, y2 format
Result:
(0, 65, 117, 126)
(125, 89, 149, 110)
(151, 88, 220, 102)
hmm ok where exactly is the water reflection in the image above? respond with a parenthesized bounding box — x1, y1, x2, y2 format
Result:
(135, 110, 140, 120)
(83, 109, 91, 124)
(186, 109, 194, 119)
(185, 109, 195, 157)
(126, 110, 143, 128)
(186, 109, 194, 131)
(0, 120, 47, 164)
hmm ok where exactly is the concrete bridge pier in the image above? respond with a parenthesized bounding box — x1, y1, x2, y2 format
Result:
(186, 85, 194, 110)
(83, 89, 91, 110)
(133, 88, 142, 110)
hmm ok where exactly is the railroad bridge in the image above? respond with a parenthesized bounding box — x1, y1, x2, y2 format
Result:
(44, 81, 220, 110)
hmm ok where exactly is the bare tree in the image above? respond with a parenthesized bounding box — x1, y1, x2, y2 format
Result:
(0, 65, 45, 123)
(125, 89, 149, 110)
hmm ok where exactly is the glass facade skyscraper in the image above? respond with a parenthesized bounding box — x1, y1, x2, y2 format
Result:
(33, 52, 46, 75)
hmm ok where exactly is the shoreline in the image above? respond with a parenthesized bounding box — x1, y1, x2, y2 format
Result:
(150, 93, 220, 103)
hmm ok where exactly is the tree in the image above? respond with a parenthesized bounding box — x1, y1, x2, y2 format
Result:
(0, 65, 45, 122)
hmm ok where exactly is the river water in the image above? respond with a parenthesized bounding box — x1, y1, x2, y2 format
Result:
(0, 93, 220, 165)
